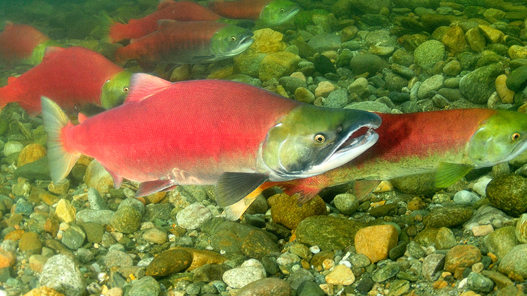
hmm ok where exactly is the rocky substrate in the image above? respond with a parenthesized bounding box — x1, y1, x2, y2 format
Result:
(3, 0, 527, 295)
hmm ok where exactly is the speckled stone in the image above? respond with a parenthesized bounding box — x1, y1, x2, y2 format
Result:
(484, 226, 518, 259)
(145, 248, 192, 277)
(414, 40, 445, 70)
(18, 232, 42, 254)
(176, 202, 212, 230)
(423, 206, 473, 228)
(459, 63, 503, 104)
(128, 276, 160, 296)
(223, 259, 267, 289)
(39, 255, 86, 296)
(235, 278, 292, 296)
(487, 174, 527, 217)
(444, 245, 482, 279)
(110, 205, 142, 234)
(296, 215, 364, 251)
(259, 52, 301, 82)
(269, 193, 327, 229)
(17, 143, 46, 167)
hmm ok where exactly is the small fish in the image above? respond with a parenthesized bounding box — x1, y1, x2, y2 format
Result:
(208, 0, 299, 26)
(224, 108, 527, 219)
(0, 46, 131, 115)
(0, 21, 57, 67)
(108, 0, 227, 43)
(41, 73, 381, 207)
(115, 20, 254, 65)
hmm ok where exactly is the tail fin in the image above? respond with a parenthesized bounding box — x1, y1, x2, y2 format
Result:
(96, 11, 119, 43)
(41, 97, 80, 183)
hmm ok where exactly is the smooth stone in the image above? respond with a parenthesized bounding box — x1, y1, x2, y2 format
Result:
(259, 52, 301, 82)
(443, 59, 462, 76)
(444, 245, 482, 278)
(323, 88, 348, 108)
(18, 232, 42, 254)
(515, 213, 527, 243)
(110, 205, 142, 234)
(506, 65, 527, 92)
(333, 193, 359, 215)
(349, 53, 387, 76)
(509, 45, 527, 59)
(372, 263, 400, 283)
(479, 25, 504, 43)
(39, 255, 86, 296)
(105, 249, 134, 269)
(422, 253, 445, 281)
(14, 156, 50, 181)
(486, 174, 527, 217)
(435, 227, 456, 250)
(294, 87, 315, 104)
(61, 224, 86, 250)
(484, 226, 518, 259)
(296, 215, 364, 251)
(308, 33, 341, 52)
(87, 187, 108, 210)
(176, 203, 212, 230)
(142, 227, 167, 244)
(297, 280, 325, 296)
(453, 190, 480, 205)
(442, 25, 468, 53)
(223, 259, 266, 289)
(279, 76, 306, 94)
(78, 222, 104, 244)
(467, 272, 494, 294)
(499, 244, 527, 278)
(3, 141, 23, 157)
(463, 205, 513, 232)
(313, 54, 336, 75)
(345, 101, 391, 113)
(314, 81, 335, 98)
(355, 225, 398, 263)
(459, 63, 503, 104)
(473, 176, 492, 196)
(76, 209, 114, 224)
(235, 278, 292, 296)
(128, 276, 160, 296)
(269, 193, 326, 229)
(325, 264, 355, 285)
(495, 74, 515, 103)
(347, 77, 370, 99)
(418, 74, 444, 99)
(465, 28, 486, 52)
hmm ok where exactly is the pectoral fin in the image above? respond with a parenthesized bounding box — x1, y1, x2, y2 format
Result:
(215, 172, 268, 208)
(136, 179, 175, 197)
(434, 163, 474, 188)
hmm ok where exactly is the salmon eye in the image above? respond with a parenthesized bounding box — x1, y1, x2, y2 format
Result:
(280, 8, 285, 12)
(512, 133, 521, 141)
(314, 134, 326, 143)
(231, 36, 236, 41)
(123, 87, 129, 92)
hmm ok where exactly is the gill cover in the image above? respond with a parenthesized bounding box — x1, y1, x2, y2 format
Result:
(210, 25, 254, 58)
(467, 110, 527, 167)
(260, 105, 381, 181)
(100, 70, 132, 109)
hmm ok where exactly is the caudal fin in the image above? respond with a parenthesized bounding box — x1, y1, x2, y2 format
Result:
(41, 96, 80, 183)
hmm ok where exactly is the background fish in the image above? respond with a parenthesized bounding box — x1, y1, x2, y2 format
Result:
(41, 73, 381, 207)
(108, 0, 229, 43)
(0, 22, 56, 67)
(115, 20, 254, 65)
(0, 46, 131, 115)
(208, 0, 299, 26)
(224, 109, 527, 219)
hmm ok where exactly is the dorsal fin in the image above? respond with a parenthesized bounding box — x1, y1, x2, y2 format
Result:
(158, 0, 174, 9)
(157, 19, 177, 29)
(42, 46, 64, 61)
(125, 73, 172, 103)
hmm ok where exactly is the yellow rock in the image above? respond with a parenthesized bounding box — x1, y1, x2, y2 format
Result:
(269, 193, 327, 229)
(55, 199, 76, 223)
(355, 224, 398, 263)
(250, 28, 287, 54)
(442, 26, 468, 53)
(509, 45, 527, 59)
(465, 27, 486, 52)
(207, 66, 234, 80)
(325, 264, 355, 285)
(17, 143, 46, 167)
(478, 25, 504, 43)
(495, 74, 515, 103)
(174, 247, 227, 271)
(170, 64, 191, 82)
(24, 287, 65, 296)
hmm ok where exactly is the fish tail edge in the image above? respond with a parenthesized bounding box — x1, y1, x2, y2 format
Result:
(41, 96, 80, 183)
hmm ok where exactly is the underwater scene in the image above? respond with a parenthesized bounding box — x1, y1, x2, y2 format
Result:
(2, 0, 527, 295)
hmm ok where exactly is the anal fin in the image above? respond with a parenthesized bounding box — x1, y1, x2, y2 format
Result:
(136, 179, 175, 197)
(353, 180, 381, 201)
(215, 172, 268, 208)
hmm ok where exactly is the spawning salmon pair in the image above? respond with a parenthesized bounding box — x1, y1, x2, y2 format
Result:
(41, 72, 527, 220)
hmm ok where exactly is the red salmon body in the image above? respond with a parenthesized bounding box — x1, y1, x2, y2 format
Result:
(0, 22, 49, 66)
(0, 46, 125, 115)
(109, 0, 222, 43)
(209, 0, 272, 19)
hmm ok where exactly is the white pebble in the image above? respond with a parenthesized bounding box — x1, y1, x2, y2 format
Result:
(309, 246, 321, 254)
(339, 260, 352, 268)
(453, 190, 480, 205)
(473, 176, 492, 197)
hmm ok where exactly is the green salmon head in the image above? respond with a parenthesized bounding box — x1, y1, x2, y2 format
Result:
(210, 25, 254, 59)
(100, 70, 132, 109)
(467, 110, 527, 167)
(259, 0, 300, 26)
(260, 105, 381, 181)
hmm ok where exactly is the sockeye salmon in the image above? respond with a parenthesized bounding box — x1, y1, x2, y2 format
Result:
(108, 0, 230, 43)
(223, 109, 527, 219)
(0, 22, 56, 67)
(209, 0, 299, 26)
(41, 73, 381, 207)
(0, 46, 132, 115)
(114, 20, 253, 65)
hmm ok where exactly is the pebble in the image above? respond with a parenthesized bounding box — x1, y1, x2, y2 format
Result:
(259, 51, 301, 82)
(39, 255, 85, 296)
(61, 224, 86, 250)
(414, 40, 445, 70)
(472, 175, 492, 196)
(55, 199, 76, 223)
(355, 224, 398, 263)
(453, 190, 480, 205)
(423, 206, 473, 228)
(325, 264, 355, 285)
(444, 245, 482, 279)
(18, 232, 42, 254)
(349, 53, 387, 75)
(459, 62, 503, 104)
(24, 287, 65, 296)
(422, 253, 445, 281)
(235, 278, 292, 296)
(495, 74, 515, 103)
(84, 160, 114, 195)
(128, 276, 160, 296)
(472, 224, 494, 237)
(17, 143, 46, 167)
(333, 193, 359, 215)
(372, 263, 400, 282)
(487, 174, 527, 217)
(223, 259, 266, 289)
(0, 249, 16, 268)
(296, 215, 364, 251)
(3, 141, 24, 157)
(498, 244, 527, 278)
(142, 227, 167, 244)
(314, 81, 335, 98)
(87, 187, 107, 210)
(75, 209, 114, 224)
(467, 271, 495, 294)
(176, 202, 212, 230)
(484, 226, 517, 259)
